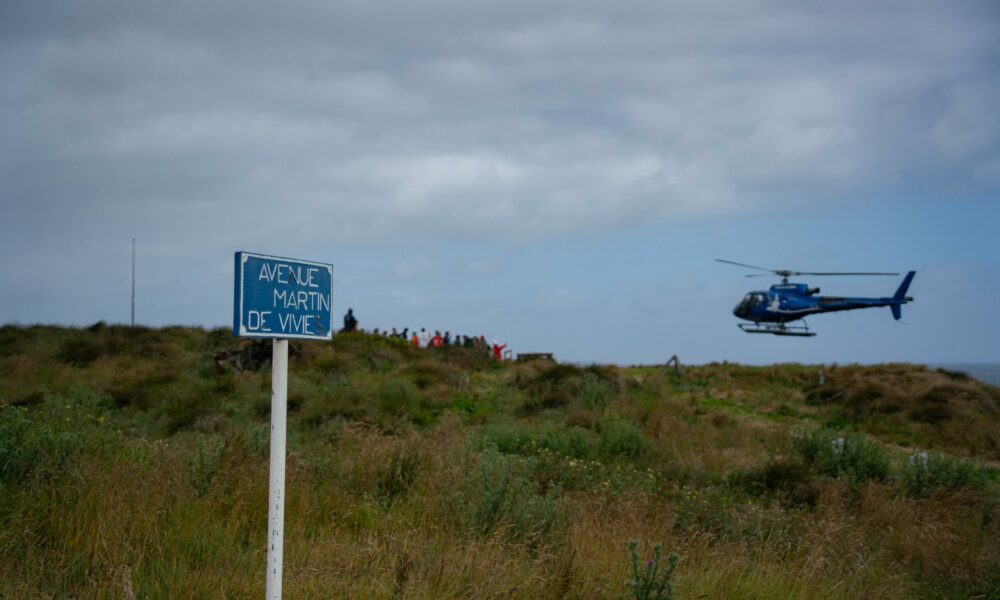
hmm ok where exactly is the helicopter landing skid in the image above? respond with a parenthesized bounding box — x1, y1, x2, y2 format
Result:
(738, 322, 816, 337)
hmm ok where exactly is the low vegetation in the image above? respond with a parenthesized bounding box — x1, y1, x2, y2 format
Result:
(1, 324, 999, 598)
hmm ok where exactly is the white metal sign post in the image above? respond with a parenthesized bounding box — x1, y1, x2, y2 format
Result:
(233, 252, 333, 599)
(267, 338, 288, 598)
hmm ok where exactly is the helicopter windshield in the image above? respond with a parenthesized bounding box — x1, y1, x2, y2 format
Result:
(734, 293, 766, 317)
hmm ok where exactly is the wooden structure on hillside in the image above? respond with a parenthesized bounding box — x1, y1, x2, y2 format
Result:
(665, 354, 682, 375)
(517, 352, 555, 363)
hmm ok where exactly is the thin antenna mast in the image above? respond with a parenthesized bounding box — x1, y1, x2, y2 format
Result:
(131, 238, 136, 327)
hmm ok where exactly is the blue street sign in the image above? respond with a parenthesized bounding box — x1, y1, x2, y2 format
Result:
(233, 251, 334, 340)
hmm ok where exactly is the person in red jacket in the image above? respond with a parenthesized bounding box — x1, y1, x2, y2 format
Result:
(432, 331, 443, 348)
(491, 340, 507, 360)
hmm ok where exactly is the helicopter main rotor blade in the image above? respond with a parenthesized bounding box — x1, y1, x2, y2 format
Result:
(717, 259, 898, 278)
(796, 272, 899, 276)
(715, 259, 776, 273)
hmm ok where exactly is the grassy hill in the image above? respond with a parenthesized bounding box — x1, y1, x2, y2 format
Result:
(1, 324, 999, 599)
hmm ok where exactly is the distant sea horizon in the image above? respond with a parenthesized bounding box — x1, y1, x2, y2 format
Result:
(926, 363, 1000, 387)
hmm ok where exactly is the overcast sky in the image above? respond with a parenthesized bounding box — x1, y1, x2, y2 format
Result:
(2, 0, 998, 364)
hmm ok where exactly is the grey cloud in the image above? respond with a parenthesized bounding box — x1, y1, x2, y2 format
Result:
(4, 1, 997, 248)
(1, 0, 999, 337)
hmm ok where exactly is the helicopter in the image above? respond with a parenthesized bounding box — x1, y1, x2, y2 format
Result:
(717, 259, 915, 337)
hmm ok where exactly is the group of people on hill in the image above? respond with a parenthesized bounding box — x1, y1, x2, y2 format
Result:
(340, 308, 509, 360)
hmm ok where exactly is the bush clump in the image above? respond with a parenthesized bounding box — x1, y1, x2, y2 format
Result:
(899, 451, 991, 498)
(795, 427, 890, 483)
(579, 372, 614, 409)
(453, 444, 565, 547)
(481, 422, 599, 460)
(0, 406, 35, 484)
(600, 416, 648, 459)
(0, 401, 85, 487)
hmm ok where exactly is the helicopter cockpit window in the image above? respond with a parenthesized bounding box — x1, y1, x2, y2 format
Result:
(736, 293, 760, 314)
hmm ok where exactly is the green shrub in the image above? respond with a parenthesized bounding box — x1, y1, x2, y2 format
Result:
(543, 425, 598, 459)
(479, 423, 533, 454)
(379, 380, 434, 425)
(380, 380, 421, 411)
(481, 422, 599, 460)
(899, 451, 991, 498)
(300, 378, 367, 425)
(600, 416, 648, 459)
(0, 388, 93, 487)
(623, 539, 679, 600)
(795, 427, 890, 483)
(454, 444, 564, 547)
(532, 450, 659, 495)
(0, 406, 33, 484)
(579, 372, 613, 409)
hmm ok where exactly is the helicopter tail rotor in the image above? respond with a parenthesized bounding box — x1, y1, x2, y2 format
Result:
(890, 271, 916, 320)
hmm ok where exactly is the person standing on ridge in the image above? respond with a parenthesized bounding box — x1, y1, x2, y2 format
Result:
(492, 339, 507, 360)
(342, 308, 358, 333)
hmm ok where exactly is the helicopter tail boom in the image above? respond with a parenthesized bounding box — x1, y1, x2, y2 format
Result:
(890, 271, 916, 320)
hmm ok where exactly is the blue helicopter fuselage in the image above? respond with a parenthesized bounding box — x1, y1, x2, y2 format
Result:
(733, 272, 916, 324)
